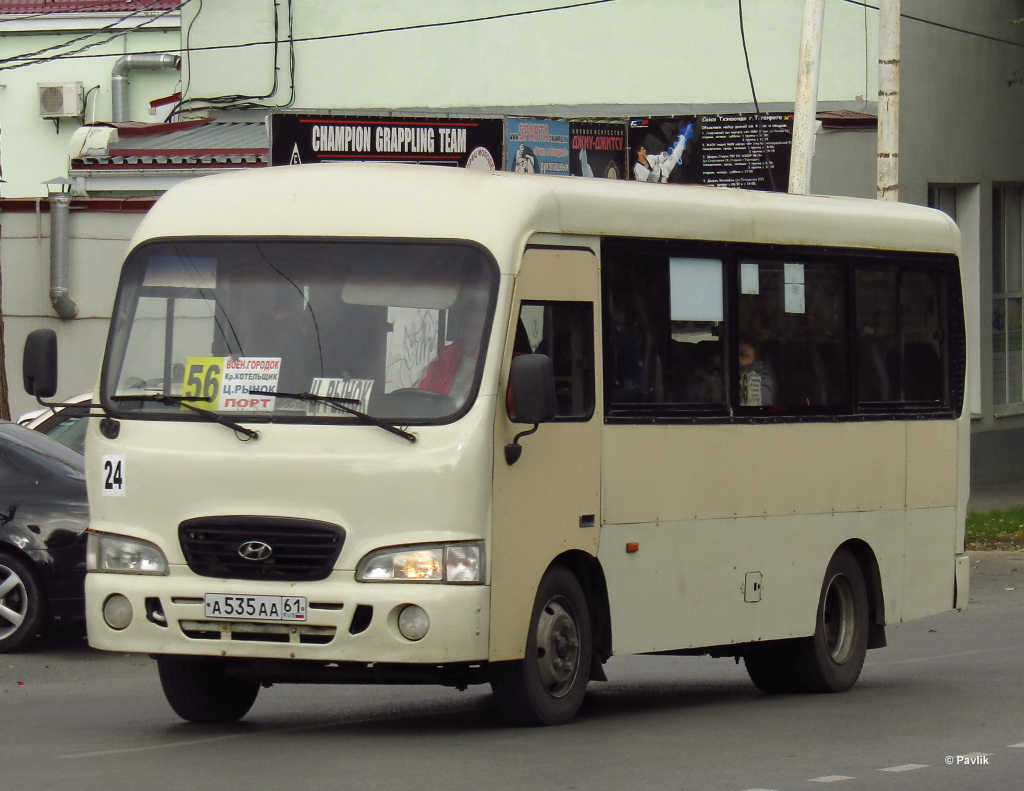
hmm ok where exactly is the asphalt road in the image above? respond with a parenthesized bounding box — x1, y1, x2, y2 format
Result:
(3, 552, 1022, 791)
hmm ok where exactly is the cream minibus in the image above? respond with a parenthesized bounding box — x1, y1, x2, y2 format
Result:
(24, 163, 968, 726)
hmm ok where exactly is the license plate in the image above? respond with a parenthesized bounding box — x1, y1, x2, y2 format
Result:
(204, 593, 307, 622)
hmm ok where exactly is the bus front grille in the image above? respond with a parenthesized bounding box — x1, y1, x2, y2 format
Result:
(179, 516, 345, 582)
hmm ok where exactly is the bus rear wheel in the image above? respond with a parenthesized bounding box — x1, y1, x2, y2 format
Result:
(745, 549, 868, 694)
(157, 656, 260, 723)
(796, 549, 869, 692)
(490, 565, 592, 726)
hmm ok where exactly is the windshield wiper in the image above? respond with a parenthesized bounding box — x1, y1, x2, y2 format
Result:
(249, 389, 417, 443)
(111, 394, 259, 440)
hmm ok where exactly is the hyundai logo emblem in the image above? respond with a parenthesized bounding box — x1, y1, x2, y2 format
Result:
(238, 540, 273, 562)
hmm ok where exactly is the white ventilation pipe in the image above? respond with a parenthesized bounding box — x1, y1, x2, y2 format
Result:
(111, 53, 181, 123)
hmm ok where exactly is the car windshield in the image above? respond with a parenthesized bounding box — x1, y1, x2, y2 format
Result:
(102, 239, 497, 425)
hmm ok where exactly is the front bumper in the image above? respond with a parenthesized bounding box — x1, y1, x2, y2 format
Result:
(86, 567, 490, 664)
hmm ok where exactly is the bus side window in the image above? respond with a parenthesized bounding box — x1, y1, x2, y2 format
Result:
(602, 250, 727, 411)
(855, 266, 947, 406)
(737, 259, 849, 411)
(516, 301, 594, 420)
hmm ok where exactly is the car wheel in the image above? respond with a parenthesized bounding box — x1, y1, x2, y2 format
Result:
(0, 551, 47, 653)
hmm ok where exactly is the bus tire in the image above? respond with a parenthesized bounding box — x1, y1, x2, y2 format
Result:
(743, 640, 801, 693)
(490, 565, 592, 726)
(793, 548, 869, 693)
(0, 551, 46, 653)
(157, 656, 260, 723)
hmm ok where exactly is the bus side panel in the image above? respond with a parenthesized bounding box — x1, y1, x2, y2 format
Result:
(902, 420, 963, 620)
(598, 511, 906, 654)
(600, 422, 912, 655)
(902, 507, 959, 621)
(602, 423, 908, 524)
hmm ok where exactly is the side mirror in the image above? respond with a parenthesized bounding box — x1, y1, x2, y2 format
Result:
(509, 353, 556, 424)
(505, 353, 556, 465)
(23, 329, 59, 399)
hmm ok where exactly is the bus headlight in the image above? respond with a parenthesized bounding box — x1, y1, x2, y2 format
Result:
(87, 532, 169, 574)
(356, 541, 484, 583)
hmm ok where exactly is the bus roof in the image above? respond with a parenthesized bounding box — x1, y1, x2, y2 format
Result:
(131, 163, 961, 265)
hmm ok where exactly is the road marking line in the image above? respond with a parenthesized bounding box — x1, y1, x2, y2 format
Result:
(1009, 743, 1024, 749)
(809, 777, 855, 783)
(60, 705, 480, 759)
(880, 764, 928, 772)
(870, 646, 1020, 666)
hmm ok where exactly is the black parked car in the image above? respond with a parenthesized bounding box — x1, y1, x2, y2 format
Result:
(0, 420, 88, 652)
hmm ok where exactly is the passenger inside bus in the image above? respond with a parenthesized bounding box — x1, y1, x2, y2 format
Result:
(738, 339, 775, 406)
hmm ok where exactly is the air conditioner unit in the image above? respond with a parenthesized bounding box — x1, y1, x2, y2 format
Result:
(38, 82, 84, 118)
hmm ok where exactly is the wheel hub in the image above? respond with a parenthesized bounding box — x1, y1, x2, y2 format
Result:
(535, 597, 581, 697)
(0, 564, 29, 640)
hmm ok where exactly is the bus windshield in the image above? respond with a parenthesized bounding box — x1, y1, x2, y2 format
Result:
(101, 239, 497, 424)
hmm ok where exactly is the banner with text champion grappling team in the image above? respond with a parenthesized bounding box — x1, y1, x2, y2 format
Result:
(270, 114, 503, 169)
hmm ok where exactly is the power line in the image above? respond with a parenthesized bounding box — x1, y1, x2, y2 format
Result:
(0, 0, 618, 69)
(0, 0, 187, 68)
(0, 1, 189, 71)
(839, 0, 1024, 49)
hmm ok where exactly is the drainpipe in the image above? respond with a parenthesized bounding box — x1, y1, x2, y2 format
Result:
(48, 192, 78, 320)
(111, 53, 181, 123)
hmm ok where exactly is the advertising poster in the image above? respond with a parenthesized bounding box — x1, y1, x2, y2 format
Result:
(629, 114, 793, 191)
(628, 117, 701, 185)
(569, 122, 626, 179)
(698, 113, 793, 191)
(270, 114, 503, 169)
(506, 119, 571, 176)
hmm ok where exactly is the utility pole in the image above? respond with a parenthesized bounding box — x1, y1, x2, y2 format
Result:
(877, 0, 900, 201)
(788, 0, 825, 194)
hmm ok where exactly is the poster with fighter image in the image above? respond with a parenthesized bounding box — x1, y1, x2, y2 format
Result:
(569, 122, 626, 179)
(505, 119, 571, 176)
(628, 117, 700, 184)
(629, 114, 792, 190)
(270, 114, 503, 169)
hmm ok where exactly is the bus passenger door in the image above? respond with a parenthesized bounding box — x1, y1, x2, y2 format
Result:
(489, 247, 602, 662)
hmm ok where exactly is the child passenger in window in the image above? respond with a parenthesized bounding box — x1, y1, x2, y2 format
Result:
(739, 340, 775, 406)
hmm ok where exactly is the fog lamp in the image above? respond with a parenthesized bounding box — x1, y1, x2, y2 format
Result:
(103, 593, 133, 630)
(397, 604, 430, 641)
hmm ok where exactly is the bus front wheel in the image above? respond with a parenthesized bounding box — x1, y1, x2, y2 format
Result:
(157, 656, 260, 723)
(490, 565, 592, 726)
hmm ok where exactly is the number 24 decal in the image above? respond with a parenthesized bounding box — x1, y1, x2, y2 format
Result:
(101, 454, 126, 497)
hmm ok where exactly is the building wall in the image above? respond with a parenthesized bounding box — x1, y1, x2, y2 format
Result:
(898, 0, 1024, 484)
(0, 206, 144, 419)
(0, 24, 181, 199)
(179, 0, 878, 113)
